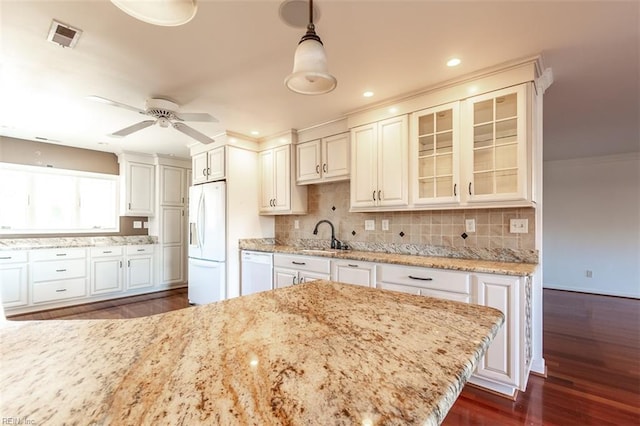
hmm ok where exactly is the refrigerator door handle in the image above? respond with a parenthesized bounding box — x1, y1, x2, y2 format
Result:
(199, 191, 206, 247)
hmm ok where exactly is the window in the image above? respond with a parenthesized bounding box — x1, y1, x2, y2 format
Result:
(0, 163, 119, 234)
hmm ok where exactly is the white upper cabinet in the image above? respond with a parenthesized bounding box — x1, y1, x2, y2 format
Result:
(296, 132, 350, 185)
(463, 84, 530, 203)
(159, 165, 186, 206)
(410, 102, 460, 205)
(119, 157, 154, 216)
(192, 146, 225, 185)
(351, 115, 409, 210)
(260, 145, 307, 215)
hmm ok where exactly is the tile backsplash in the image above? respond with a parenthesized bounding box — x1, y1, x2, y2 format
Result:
(275, 181, 535, 251)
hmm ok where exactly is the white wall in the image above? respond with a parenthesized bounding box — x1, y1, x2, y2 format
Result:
(543, 153, 640, 298)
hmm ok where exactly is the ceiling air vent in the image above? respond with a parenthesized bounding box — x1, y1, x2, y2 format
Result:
(47, 20, 82, 48)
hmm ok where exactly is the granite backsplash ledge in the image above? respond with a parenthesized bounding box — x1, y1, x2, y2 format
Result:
(240, 238, 538, 264)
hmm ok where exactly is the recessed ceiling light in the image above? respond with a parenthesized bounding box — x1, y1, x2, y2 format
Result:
(363, 91, 374, 98)
(250, 130, 260, 136)
(388, 107, 398, 114)
(447, 58, 461, 67)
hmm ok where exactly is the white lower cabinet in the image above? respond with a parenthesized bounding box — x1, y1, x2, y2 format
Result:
(468, 273, 531, 397)
(31, 248, 88, 304)
(376, 263, 472, 303)
(125, 245, 154, 290)
(273, 254, 330, 288)
(331, 259, 375, 287)
(376, 262, 530, 397)
(0, 251, 29, 308)
(90, 246, 124, 295)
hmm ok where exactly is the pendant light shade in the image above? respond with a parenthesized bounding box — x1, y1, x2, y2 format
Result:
(285, 0, 336, 95)
(110, 0, 197, 27)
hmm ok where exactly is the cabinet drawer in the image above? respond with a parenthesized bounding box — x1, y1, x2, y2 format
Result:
(90, 246, 124, 258)
(274, 254, 331, 274)
(33, 278, 86, 304)
(31, 248, 86, 261)
(378, 264, 470, 294)
(0, 251, 28, 264)
(126, 245, 155, 256)
(33, 259, 86, 282)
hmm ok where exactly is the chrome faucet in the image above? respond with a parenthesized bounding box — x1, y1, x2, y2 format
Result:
(312, 219, 341, 249)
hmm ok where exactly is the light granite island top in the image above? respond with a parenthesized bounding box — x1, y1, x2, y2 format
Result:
(0, 281, 503, 425)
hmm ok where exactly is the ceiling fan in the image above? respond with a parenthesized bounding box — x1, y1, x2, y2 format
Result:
(88, 95, 218, 144)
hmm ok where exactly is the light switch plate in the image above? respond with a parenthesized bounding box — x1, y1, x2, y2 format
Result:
(133, 221, 142, 229)
(143, 221, 149, 229)
(294, 220, 299, 229)
(381, 219, 389, 231)
(465, 219, 476, 233)
(510, 218, 528, 233)
(365, 220, 375, 231)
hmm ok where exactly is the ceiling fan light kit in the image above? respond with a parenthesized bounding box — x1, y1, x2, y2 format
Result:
(110, 0, 197, 26)
(285, 0, 336, 95)
(89, 95, 217, 145)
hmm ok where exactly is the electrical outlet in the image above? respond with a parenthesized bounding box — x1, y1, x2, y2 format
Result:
(143, 221, 149, 229)
(465, 219, 476, 233)
(381, 219, 389, 231)
(364, 220, 375, 231)
(509, 218, 528, 234)
(294, 220, 299, 229)
(133, 221, 142, 229)
(586, 270, 593, 278)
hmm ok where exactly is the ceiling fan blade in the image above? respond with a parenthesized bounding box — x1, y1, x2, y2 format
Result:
(173, 112, 218, 123)
(110, 120, 156, 137)
(87, 95, 146, 115)
(172, 122, 215, 144)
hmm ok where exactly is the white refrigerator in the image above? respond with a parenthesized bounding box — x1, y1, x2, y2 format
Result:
(188, 181, 226, 305)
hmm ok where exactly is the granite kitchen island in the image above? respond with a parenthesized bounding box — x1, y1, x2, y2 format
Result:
(0, 281, 503, 425)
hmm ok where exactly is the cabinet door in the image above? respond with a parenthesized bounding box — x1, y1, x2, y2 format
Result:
(297, 139, 321, 183)
(0, 263, 28, 307)
(274, 267, 297, 288)
(207, 147, 225, 181)
(91, 257, 123, 295)
(126, 162, 154, 215)
(322, 133, 350, 180)
(161, 207, 184, 245)
(350, 123, 378, 208)
(411, 102, 460, 205)
(161, 245, 183, 284)
(474, 273, 520, 387)
(378, 115, 409, 207)
(259, 150, 275, 212)
(126, 256, 153, 290)
(466, 84, 528, 202)
(160, 166, 185, 206)
(332, 261, 374, 287)
(299, 270, 330, 284)
(192, 152, 208, 185)
(272, 145, 291, 211)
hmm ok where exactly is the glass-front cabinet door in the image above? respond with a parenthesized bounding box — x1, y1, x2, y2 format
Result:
(466, 84, 528, 202)
(410, 101, 460, 205)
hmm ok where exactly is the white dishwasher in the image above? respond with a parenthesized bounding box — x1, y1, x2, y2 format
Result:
(241, 251, 273, 296)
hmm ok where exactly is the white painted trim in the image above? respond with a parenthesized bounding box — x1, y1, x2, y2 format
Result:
(543, 283, 640, 299)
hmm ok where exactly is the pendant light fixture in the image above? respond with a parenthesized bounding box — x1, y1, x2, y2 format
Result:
(110, 0, 197, 27)
(284, 0, 337, 95)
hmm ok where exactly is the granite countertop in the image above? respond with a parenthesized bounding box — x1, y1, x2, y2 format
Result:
(0, 235, 157, 251)
(240, 241, 537, 276)
(0, 281, 503, 425)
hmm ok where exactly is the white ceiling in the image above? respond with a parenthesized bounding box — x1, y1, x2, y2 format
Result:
(1, 0, 638, 161)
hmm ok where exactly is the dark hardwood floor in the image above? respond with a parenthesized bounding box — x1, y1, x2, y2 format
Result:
(8, 288, 640, 425)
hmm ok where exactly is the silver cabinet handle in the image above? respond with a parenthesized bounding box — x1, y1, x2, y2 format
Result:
(120, 261, 123, 268)
(292, 276, 297, 285)
(56, 253, 67, 257)
(202, 168, 207, 177)
(103, 250, 112, 254)
(55, 289, 67, 292)
(56, 269, 67, 272)
(0, 256, 11, 260)
(408, 275, 433, 281)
